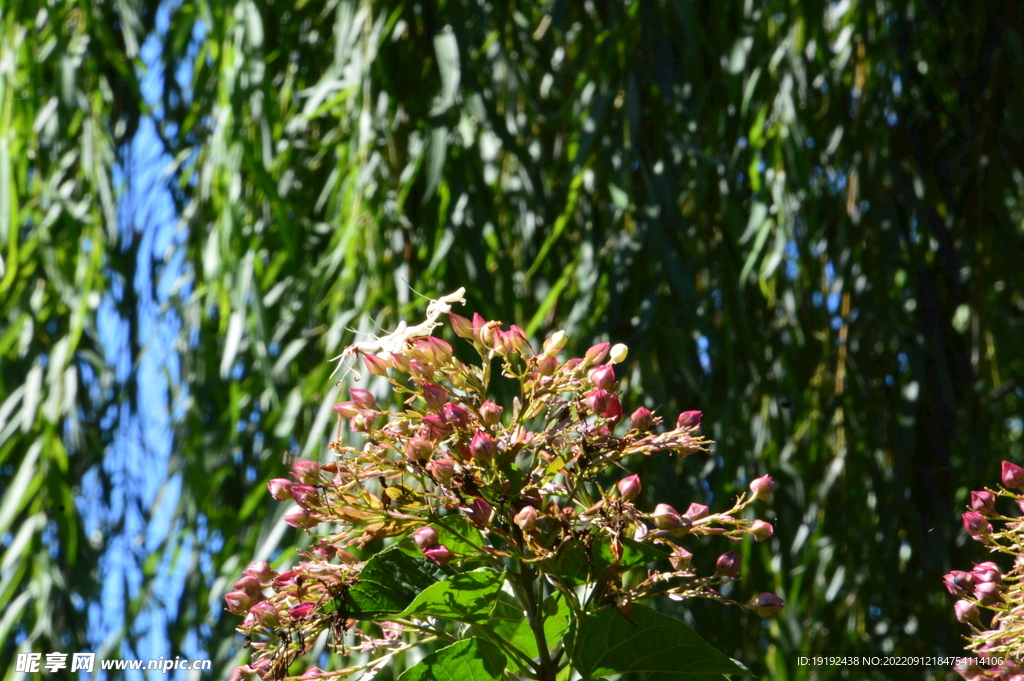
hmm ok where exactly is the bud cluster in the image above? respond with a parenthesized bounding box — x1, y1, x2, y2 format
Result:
(946, 461, 1024, 680)
(230, 292, 781, 679)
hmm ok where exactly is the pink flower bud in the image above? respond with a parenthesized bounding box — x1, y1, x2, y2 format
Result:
(423, 544, 453, 567)
(268, 478, 294, 501)
(233, 575, 265, 601)
(224, 590, 252, 615)
(292, 461, 321, 485)
(405, 438, 435, 462)
(975, 581, 1002, 605)
(1004, 461, 1024, 490)
(584, 342, 610, 365)
(669, 546, 693, 570)
(585, 389, 612, 415)
(617, 474, 642, 501)
(676, 410, 702, 429)
(465, 497, 492, 528)
(751, 592, 784, 618)
(970, 490, 997, 516)
(442, 403, 470, 429)
(963, 511, 991, 540)
(250, 601, 281, 628)
(426, 336, 453, 363)
(480, 400, 503, 425)
(289, 602, 315, 620)
(284, 509, 319, 529)
(243, 561, 277, 583)
(684, 503, 709, 521)
(450, 312, 475, 339)
(750, 475, 775, 501)
(630, 406, 654, 432)
(514, 505, 538, 531)
(973, 562, 1003, 585)
(291, 484, 320, 510)
(750, 520, 774, 541)
(313, 543, 337, 561)
(229, 665, 256, 681)
(427, 457, 458, 483)
(272, 570, 298, 589)
(943, 570, 975, 597)
(347, 389, 375, 411)
(390, 353, 411, 372)
(588, 365, 616, 390)
(362, 352, 390, 377)
(715, 551, 741, 577)
(471, 313, 487, 343)
(409, 359, 434, 380)
(422, 414, 452, 439)
(507, 325, 527, 353)
(470, 432, 497, 461)
(537, 355, 559, 377)
(333, 401, 360, 419)
(603, 395, 623, 425)
(652, 503, 685, 529)
(954, 599, 979, 624)
(412, 526, 439, 550)
(422, 382, 448, 411)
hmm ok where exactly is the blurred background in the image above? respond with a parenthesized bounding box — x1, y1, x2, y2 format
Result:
(3, 0, 1024, 679)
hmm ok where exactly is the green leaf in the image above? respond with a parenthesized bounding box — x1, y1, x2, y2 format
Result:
(434, 514, 487, 558)
(399, 568, 505, 622)
(557, 536, 669, 585)
(474, 591, 571, 670)
(397, 637, 506, 681)
(567, 604, 753, 679)
(344, 545, 444, 619)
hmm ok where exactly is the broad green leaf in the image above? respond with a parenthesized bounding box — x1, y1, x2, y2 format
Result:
(344, 545, 444, 619)
(433, 514, 487, 558)
(567, 604, 753, 679)
(474, 590, 571, 669)
(397, 637, 506, 681)
(398, 568, 505, 622)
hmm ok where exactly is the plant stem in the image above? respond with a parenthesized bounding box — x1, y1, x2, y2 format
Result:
(508, 564, 557, 681)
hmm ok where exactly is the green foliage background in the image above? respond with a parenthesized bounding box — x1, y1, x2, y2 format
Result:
(3, 0, 1024, 678)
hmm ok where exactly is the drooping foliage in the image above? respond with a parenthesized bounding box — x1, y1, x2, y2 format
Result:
(3, 0, 1024, 679)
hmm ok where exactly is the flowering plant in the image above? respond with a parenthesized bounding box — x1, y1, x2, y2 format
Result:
(228, 290, 781, 680)
(948, 462, 1024, 680)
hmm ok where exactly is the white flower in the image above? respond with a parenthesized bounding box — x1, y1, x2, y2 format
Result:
(329, 288, 467, 378)
(609, 343, 628, 364)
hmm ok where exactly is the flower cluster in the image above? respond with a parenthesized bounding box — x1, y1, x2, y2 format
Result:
(947, 461, 1024, 680)
(228, 291, 781, 680)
